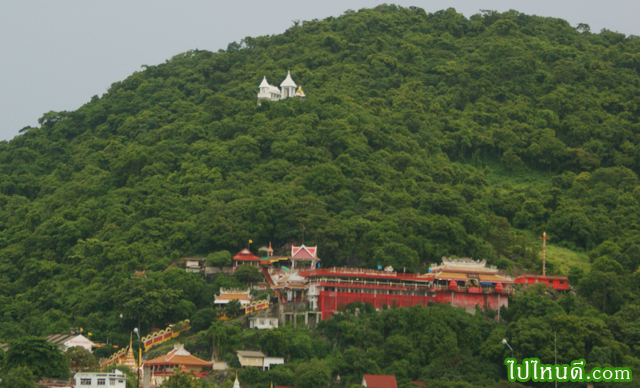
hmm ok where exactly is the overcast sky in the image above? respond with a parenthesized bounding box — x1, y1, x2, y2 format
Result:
(1, 1, 638, 141)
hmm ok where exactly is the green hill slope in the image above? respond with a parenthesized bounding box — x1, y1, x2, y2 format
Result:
(1, 5, 640, 340)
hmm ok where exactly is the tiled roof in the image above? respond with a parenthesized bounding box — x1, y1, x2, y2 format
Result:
(237, 350, 266, 358)
(478, 274, 513, 283)
(435, 272, 469, 281)
(144, 345, 212, 367)
(291, 245, 317, 259)
(218, 293, 252, 300)
(363, 375, 398, 388)
(46, 334, 77, 345)
(46, 334, 94, 347)
(233, 248, 260, 262)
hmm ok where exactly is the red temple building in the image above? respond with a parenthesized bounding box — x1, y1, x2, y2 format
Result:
(143, 344, 212, 386)
(286, 257, 513, 319)
(255, 244, 571, 320)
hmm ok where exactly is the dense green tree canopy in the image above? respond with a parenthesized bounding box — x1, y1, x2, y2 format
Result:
(5, 336, 69, 379)
(2, 8, 640, 384)
(0, 366, 36, 388)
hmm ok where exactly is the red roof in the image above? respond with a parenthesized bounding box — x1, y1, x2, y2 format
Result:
(233, 248, 260, 262)
(291, 245, 317, 259)
(363, 375, 397, 388)
(144, 345, 212, 367)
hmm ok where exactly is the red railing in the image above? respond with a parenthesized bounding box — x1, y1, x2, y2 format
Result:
(299, 267, 433, 281)
(312, 280, 430, 291)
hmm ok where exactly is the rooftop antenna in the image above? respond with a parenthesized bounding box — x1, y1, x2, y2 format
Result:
(539, 232, 550, 276)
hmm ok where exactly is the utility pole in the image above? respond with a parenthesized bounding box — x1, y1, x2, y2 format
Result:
(539, 232, 550, 276)
(555, 331, 558, 388)
(502, 339, 515, 388)
(134, 327, 141, 388)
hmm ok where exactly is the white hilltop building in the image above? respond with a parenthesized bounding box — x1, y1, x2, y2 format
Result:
(257, 71, 305, 104)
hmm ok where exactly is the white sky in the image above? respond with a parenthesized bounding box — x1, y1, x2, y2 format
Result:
(1, 0, 639, 141)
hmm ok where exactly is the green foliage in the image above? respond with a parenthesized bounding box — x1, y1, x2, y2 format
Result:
(295, 359, 332, 388)
(225, 299, 242, 317)
(0, 366, 36, 388)
(65, 346, 97, 372)
(191, 307, 217, 332)
(234, 264, 263, 284)
(3, 5, 640, 385)
(5, 336, 69, 379)
(208, 250, 232, 269)
(160, 370, 203, 388)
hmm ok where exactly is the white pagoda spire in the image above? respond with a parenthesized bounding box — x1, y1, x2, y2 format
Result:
(257, 71, 304, 104)
(233, 372, 241, 388)
(280, 70, 297, 98)
(280, 70, 297, 88)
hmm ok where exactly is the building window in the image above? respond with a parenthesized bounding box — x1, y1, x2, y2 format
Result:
(548, 280, 553, 284)
(110, 379, 116, 385)
(260, 320, 264, 325)
(559, 280, 564, 285)
(81, 379, 92, 385)
(98, 379, 106, 385)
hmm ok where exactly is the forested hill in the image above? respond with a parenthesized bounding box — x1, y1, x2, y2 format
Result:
(2, 5, 640, 338)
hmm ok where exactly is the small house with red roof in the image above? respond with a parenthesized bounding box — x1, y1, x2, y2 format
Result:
(234, 248, 261, 267)
(290, 245, 320, 269)
(143, 344, 212, 385)
(362, 375, 398, 388)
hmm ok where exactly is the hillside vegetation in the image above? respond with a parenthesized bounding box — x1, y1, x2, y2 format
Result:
(1, 5, 640, 385)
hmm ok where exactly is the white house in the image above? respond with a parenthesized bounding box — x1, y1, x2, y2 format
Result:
(236, 350, 285, 371)
(46, 334, 95, 353)
(257, 71, 305, 104)
(248, 317, 279, 330)
(263, 356, 285, 370)
(75, 370, 126, 388)
(184, 257, 206, 273)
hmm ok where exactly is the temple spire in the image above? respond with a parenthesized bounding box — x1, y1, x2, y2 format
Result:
(233, 372, 241, 388)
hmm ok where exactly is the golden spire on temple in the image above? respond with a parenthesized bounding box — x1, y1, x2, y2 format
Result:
(119, 332, 137, 372)
(296, 85, 305, 96)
